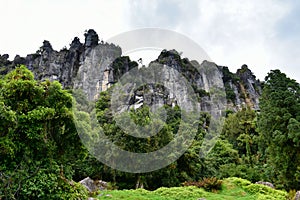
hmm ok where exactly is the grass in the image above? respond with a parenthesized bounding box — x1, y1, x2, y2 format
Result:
(96, 178, 288, 200)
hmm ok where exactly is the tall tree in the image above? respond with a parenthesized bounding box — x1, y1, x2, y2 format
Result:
(222, 107, 258, 163)
(0, 66, 87, 199)
(257, 69, 300, 189)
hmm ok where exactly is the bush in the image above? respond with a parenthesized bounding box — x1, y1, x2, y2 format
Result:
(227, 177, 288, 200)
(218, 163, 262, 182)
(226, 177, 251, 187)
(244, 184, 288, 199)
(154, 186, 205, 199)
(1, 163, 89, 200)
(183, 177, 222, 191)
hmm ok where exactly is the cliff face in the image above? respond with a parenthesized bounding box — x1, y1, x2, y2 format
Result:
(0, 30, 261, 111)
(0, 30, 121, 100)
(104, 50, 261, 113)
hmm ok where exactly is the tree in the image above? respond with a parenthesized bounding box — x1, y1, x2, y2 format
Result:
(257, 69, 300, 190)
(221, 107, 258, 164)
(94, 88, 208, 189)
(0, 66, 87, 199)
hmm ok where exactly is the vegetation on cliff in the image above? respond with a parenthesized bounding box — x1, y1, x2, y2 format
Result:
(1, 61, 299, 199)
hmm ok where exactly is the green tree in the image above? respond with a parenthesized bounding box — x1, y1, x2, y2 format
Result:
(0, 66, 87, 199)
(222, 107, 258, 164)
(95, 88, 207, 189)
(257, 69, 300, 190)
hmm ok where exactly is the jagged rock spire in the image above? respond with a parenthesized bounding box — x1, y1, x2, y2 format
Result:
(70, 37, 83, 50)
(84, 29, 99, 47)
(40, 40, 53, 53)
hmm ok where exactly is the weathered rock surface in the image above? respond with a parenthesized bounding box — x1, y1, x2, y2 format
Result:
(106, 49, 261, 114)
(255, 181, 275, 189)
(0, 30, 262, 110)
(0, 29, 121, 100)
(79, 177, 107, 193)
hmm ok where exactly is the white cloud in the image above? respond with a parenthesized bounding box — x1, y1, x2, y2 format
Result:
(0, 0, 299, 81)
(0, 0, 128, 57)
(126, 0, 298, 81)
(180, 0, 291, 80)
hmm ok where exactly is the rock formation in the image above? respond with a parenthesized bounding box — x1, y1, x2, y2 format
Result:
(79, 177, 107, 193)
(0, 29, 121, 100)
(255, 181, 275, 189)
(103, 49, 261, 113)
(0, 30, 262, 111)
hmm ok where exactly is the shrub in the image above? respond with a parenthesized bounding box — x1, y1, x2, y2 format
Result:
(154, 186, 205, 199)
(244, 184, 288, 199)
(226, 177, 251, 187)
(219, 163, 262, 182)
(183, 177, 222, 191)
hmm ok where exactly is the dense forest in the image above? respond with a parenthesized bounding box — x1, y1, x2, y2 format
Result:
(0, 61, 300, 199)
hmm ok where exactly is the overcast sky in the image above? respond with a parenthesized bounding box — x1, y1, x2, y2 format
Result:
(1, 0, 299, 81)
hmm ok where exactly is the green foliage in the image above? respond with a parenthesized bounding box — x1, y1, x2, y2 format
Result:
(257, 69, 300, 190)
(72, 89, 94, 112)
(244, 184, 288, 199)
(227, 177, 288, 200)
(225, 82, 237, 103)
(287, 189, 297, 200)
(111, 56, 138, 80)
(221, 107, 258, 159)
(222, 66, 240, 84)
(97, 178, 288, 200)
(95, 88, 210, 189)
(0, 65, 88, 199)
(226, 177, 252, 187)
(2, 64, 300, 198)
(222, 66, 240, 103)
(153, 186, 206, 200)
(183, 177, 223, 191)
(204, 140, 240, 174)
(218, 163, 262, 182)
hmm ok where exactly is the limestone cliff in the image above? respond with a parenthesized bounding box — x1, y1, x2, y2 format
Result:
(105, 50, 262, 112)
(0, 30, 262, 111)
(0, 29, 121, 100)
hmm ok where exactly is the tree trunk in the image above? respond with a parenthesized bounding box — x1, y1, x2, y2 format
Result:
(135, 174, 144, 189)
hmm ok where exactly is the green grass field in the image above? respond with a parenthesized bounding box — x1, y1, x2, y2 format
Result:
(96, 178, 288, 200)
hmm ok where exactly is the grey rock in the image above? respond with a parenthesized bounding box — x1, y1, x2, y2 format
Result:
(74, 43, 121, 100)
(79, 177, 108, 193)
(40, 40, 53, 53)
(0, 31, 262, 112)
(13, 55, 26, 65)
(294, 191, 300, 200)
(236, 65, 262, 110)
(79, 177, 97, 193)
(4, 30, 122, 100)
(97, 180, 108, 190)
(1, 54, 9, 60)
(255, 181, 275, 189)
(84, 29, 99, 47)
(79, 177, 98, 193)
(70, 37, 83, 50)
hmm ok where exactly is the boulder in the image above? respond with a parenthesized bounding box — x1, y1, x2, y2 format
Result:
(79, 177, 98, 193)
(255, 181, 274, 189)
(79, 177, 108, 193)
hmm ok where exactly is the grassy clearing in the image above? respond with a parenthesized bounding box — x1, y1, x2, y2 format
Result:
(96, 178, 288, 200)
